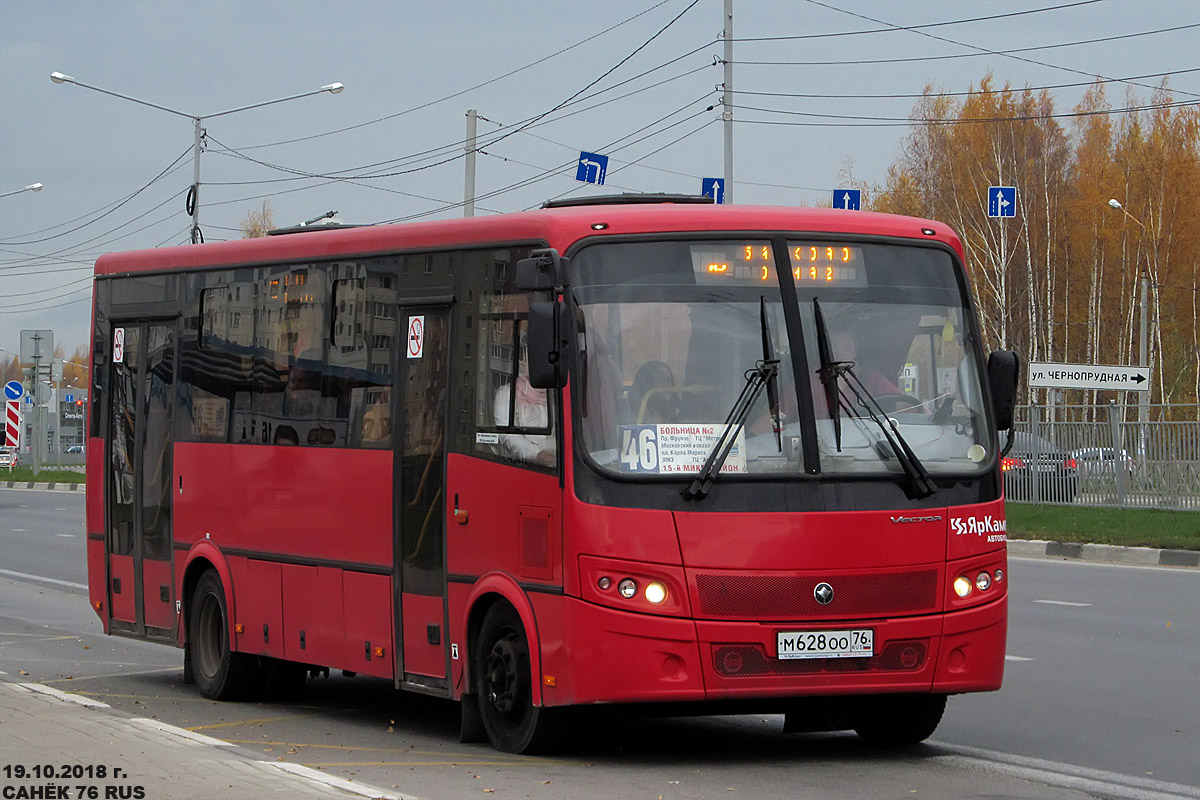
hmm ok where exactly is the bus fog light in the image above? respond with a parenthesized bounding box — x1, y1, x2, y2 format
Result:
(994, 569, 1004, 584)
(597, 576, 612, 591)
(617, 579, 638, 599)
(975, 572, 992, 592)
(644, 581, 667, 604)
(953, 576, 973, 598)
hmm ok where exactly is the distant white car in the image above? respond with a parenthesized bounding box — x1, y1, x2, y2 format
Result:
(1070, 447, 1137, 478)
(0, 449, 17, 470)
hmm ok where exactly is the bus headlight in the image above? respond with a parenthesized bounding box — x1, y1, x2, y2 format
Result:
(617, 578, 638, 599)
(953, 576, 973, 598)
(975, 572, 992, 592)
(644, 581, 667, 605)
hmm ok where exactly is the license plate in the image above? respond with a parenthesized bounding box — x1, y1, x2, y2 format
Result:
(776, 628, 874, 660)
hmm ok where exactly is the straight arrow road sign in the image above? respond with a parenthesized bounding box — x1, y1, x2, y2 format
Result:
(1028, 361, 1150, 391)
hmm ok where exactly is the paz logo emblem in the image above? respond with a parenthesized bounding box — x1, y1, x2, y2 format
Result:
(813, 582, 834, 605)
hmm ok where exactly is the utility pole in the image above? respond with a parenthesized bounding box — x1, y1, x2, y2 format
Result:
(464, 109, 477, 217)
(722, 0, 734, 204)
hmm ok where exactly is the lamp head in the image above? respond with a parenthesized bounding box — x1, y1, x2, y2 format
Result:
(1108, 199, 1123, 209)
(50, 72, 75, 85)
(26, 183, 43, 192)
(322, 82, 345, 94)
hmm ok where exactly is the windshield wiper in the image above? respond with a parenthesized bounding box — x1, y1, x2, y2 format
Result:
(839, 366, 937, 499)
(684, 298, 779, 500)
(761, 297, 783, 453)
(812, 300, 935, 498)
(812, 298, 844, 450)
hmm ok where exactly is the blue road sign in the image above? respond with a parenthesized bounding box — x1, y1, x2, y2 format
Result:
(65, 394, 74, 403)
(701, 178, 725, 204)
(833, 189, 861, 211)
(3, 381, 22, 401)
(576, 151, 609, 185)
(988, 186, 1017, 218)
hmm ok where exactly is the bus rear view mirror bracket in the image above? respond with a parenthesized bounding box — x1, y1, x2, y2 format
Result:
(516, 248, 567, 291)
(527, 299, 568, 389)
(987, 350, 1020, 431)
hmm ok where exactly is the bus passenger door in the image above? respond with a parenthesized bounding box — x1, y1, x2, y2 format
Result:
(105, 322, 176, 641)
(396, 305, 450, 689)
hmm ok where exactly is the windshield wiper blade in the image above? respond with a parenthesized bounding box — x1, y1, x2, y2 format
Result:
(812, 299, 844, 450)
(838, 367, 937, 499)
(760, 296, 783, 453)
(683, 357, 778, 500)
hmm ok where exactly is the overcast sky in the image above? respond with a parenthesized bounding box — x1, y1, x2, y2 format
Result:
(2, 0, 1197, 356)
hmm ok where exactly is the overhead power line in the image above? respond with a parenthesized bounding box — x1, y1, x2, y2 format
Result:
(729, 67, 1200, 101)
(803, 0, 1200, 100)
(731, 97, 1200, 128)
(734, 0, 1103, 43)
(221, 0, 687, 153)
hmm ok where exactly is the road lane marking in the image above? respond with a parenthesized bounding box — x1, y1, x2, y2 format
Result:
(1034, 599, 1092, 607)
(0, 568, 87, 590)
(1005, 655, 1033, 662)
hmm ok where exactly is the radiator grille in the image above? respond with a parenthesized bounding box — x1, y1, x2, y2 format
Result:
(713, 640, 928, 677)
(695, 570, 938, 619)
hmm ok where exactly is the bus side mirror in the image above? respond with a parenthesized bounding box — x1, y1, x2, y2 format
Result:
(526, 300, 568, 389)
(516, 248, 566, 291)
(987, 350, 1020, 431)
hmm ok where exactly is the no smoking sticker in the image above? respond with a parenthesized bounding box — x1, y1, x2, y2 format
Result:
(407, 316, 425, 359)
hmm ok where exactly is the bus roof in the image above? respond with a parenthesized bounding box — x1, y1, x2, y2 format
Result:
(93, 202, 963, 276)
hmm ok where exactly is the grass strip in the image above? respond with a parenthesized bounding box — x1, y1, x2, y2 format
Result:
(1007, 502, 1200, 551)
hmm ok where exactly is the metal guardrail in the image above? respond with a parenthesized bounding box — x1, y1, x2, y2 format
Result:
(1009, 403, 1200, 511)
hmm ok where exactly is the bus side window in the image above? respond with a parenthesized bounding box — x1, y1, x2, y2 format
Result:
(475, 306, 556, 468)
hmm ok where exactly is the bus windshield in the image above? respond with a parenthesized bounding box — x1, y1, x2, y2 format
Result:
(571, 239, 992, 480)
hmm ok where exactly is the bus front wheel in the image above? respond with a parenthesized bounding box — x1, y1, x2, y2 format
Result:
(188, 570, 255, 700)
(474, 603, 559, 754)
(852, 694, 947, 746)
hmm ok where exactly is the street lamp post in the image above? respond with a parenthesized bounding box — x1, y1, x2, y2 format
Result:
(1107, 198, 1151, 458)
(50, 72, 343, 243)
(0, 182, 43, 199)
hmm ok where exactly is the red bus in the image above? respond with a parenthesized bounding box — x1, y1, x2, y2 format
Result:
(85, 196, 1018, 753)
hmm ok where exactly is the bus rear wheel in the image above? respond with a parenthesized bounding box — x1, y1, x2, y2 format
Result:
(475, 603, 559, 754)
(188, 570, 255, 700)
(852, 694, 947, 746)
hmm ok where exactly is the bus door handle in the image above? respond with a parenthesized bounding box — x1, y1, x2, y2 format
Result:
(453, 493, 469, 525)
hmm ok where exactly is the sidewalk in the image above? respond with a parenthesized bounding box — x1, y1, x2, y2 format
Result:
(0, 680, 411, 800)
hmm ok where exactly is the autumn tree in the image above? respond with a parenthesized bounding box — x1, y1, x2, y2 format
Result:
(239, 200, 275, 238)
(871, 74, 1200, 415)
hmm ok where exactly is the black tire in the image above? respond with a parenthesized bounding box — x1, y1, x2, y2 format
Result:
(188, 570, 255, 700)
(853, 694, 947, 746)
(474, 603, 559, 754)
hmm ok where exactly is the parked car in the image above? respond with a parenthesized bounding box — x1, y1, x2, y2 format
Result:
(1070, 447, 1136, 479)
(1002, 431, 1079, 503)
(0, 448, 17, 471)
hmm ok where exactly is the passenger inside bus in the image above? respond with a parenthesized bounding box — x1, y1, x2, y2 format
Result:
(629, 360, 679, 423)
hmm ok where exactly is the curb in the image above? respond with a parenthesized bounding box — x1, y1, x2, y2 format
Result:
(1, 481, 83, 491)
(1008, 538, 1199, 568)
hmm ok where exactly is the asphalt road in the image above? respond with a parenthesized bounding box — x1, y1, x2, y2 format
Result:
(2, 487, 1198, 799)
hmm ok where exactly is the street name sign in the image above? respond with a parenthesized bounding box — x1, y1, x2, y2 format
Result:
(1028, 361, 1149, 391)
